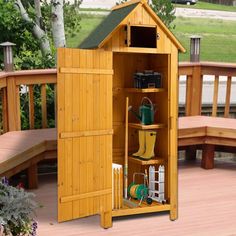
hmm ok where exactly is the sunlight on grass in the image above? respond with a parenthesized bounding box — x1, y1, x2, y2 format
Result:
(67, 15, 236, 63)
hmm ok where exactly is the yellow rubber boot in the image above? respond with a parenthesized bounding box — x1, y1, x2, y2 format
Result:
(132, 130, 145, 157)
(140, 131, 157, 160)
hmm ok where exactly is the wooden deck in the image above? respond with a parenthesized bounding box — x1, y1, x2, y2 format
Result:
(33, 160, 236, 236)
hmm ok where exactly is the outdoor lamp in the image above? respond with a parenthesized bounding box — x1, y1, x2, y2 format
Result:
(190, 35, 201, 62)
(0, 41, 16, 72)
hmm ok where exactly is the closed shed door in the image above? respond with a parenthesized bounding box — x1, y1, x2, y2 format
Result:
(57, 48, 113, 223)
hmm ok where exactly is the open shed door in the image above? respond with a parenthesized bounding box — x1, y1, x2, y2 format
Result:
(57, 48, 113, 228)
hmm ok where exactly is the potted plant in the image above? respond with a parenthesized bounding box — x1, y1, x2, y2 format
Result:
(0, 177, 38, 236)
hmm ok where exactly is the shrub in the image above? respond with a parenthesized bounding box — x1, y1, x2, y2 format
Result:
(0, 177, 38, 236)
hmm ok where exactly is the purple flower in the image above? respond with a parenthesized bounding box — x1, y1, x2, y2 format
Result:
(1, 177, 9, 186)
(31, 221, 38, 236)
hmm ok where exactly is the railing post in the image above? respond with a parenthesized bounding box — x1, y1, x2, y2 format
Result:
(1, 42, 21, 131)
(7, 77, 21, 131)
(185, 65, 202, 116)
(185, 37, 203, 161)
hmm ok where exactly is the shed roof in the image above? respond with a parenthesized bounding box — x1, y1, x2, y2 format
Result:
(79, 0, 185, 52)
(79, 3, 139, 49)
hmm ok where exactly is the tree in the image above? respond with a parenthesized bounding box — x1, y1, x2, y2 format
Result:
(151, 0, 176, 28)
(15, 0, 52, 56)
(0, 0, 82, 69)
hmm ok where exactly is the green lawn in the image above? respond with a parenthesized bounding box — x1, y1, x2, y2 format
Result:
(67, 15, 105, 48)
(67, 15, 236, 63)
(174, 1, 236, 12)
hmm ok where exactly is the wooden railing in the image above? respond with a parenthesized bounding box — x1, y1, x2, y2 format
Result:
(0, 62, 236, 134)
(0, 69, 57, 133)
(179, 62, 236, 118)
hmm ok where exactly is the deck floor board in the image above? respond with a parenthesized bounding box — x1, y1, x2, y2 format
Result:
(33, 160, 236, 236)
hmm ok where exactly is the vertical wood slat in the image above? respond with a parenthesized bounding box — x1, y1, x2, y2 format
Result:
(185, 75, 192, 116)
(212, 76, 219, 117)
(54, 84, 57, 127)
(28, 85, 35, 129)
(41, 84, 47, 128)
(224, 76, 232, 118)
(16, 85, 21, 130)
(2, 88, 8, 133)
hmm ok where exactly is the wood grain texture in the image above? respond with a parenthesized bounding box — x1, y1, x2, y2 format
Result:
(224, 76, 232, 118)
(212, 76, 219, 117)
(57, 49, 113, 226)
(0, 128, 56, 175)
(7, 77, 20, 131)
(2, 88, 8, 133)
(28, 85, 35, 129)
(41, 84, 47, 128)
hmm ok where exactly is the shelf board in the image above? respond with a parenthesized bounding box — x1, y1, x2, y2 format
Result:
(125, 88, 165, 93)
(112, 202, 170, 217)
(129, 156, 164, 165)
(128, 123, 165, 130)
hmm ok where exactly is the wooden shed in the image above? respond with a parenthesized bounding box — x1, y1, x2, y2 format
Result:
(57, 0, 185, 229)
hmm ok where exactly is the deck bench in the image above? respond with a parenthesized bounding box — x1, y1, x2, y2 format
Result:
(0, 128, 57, 188)
(0, 116, 235, 189)
(179, 116, 236, 169)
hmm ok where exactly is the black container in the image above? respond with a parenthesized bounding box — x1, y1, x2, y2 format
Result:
(134, 70, 162, 89)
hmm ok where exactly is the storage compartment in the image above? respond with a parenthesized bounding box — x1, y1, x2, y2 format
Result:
(112, 52, 170, 216)
(130, 26, 157, 48)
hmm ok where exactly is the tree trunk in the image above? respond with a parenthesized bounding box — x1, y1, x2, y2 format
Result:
(34, 0, 42, 26)
(51, 0, 66, 48)
(15, 0, 51, 56)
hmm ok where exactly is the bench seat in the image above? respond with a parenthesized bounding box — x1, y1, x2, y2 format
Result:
(179, 116, 236, 169)
(0, 128, 57, 188)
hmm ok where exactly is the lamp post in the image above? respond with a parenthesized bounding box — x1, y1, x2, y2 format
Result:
(0, 42, 16, 72)
(190, 36, 201, 62)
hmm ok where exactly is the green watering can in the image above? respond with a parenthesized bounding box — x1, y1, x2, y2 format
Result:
(129, 97, 156, 125)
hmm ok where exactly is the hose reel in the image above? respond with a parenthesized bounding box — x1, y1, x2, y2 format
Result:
(128, 172, 153, 205)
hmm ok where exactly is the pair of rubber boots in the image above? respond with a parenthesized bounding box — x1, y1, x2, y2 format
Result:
(132, 130, 157, 160)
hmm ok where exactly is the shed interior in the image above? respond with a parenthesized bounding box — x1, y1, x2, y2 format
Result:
(112, 52, 170, 215)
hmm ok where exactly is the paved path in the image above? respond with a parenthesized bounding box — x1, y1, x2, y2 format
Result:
(175, 7, 236, 21)
(80, 0, 236, 21)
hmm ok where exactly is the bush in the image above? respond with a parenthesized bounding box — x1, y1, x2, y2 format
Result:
(0, 177, 38, 236)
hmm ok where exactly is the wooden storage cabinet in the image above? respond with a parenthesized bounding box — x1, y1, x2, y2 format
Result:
(57, 0, 184, 228)
(112, 52, 170, 216)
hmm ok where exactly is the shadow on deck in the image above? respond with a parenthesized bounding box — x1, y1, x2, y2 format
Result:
(33, 160, 236, 236)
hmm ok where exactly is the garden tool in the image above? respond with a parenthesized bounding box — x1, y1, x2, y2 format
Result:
(128, 172, 153, 206)
(128, 97, 156, 125)
(140, 131, 157, 160)
(132, 130, 145, 157)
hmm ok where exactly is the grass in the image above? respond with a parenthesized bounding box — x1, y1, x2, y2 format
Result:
(67, 15, 236, 63)
(174, 1, 236, 12)
(67, 15, 104, 48)
(172, 17, 236, 62)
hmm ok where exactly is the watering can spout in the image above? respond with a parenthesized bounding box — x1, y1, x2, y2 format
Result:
(128, 106, 142, 122)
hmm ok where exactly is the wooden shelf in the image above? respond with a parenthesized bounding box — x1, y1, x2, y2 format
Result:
(128, 123, 165, 130)
(128, 156, 164, 165)
(112, 199, 170, 217)
(125, 88, 165, 93)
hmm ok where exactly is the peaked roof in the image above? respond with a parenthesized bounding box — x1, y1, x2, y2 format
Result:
(79, 3, 139, 49)
(79, 0, 185, 52)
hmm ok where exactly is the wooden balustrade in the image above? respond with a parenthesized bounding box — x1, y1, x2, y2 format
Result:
(179, 62, 236, 117)
(0, 69, 56, 133)
(0, 62, 236, 134)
